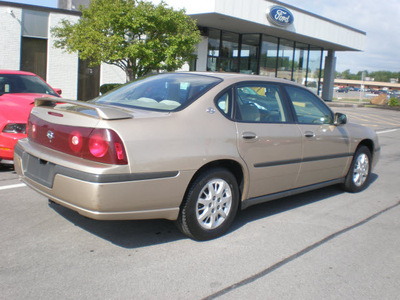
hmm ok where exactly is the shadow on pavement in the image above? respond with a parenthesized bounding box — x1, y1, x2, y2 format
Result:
(233, 173, 378, 231)
(49, 173, 378, 249)
(50, 202, 184, 248)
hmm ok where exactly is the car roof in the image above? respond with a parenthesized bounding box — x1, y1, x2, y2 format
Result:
(176, 71, 304, 87)
(0, 70, 37, 76)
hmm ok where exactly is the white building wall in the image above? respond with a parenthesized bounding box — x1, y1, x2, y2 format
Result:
(275, 2, 366, 51)
(150, 0, 216, 14)
(0, 7, 22, 70)
(100, 63, 126, 86)
(214, 0, 365, 51)
(222, 0, 365, 50)
(48, 13, 80, 99)
(159, 0, 365, 52)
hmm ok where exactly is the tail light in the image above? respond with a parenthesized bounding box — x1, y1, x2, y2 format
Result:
(28, 114, 128, 165)
(88, 131, 109, 158)
(2, 123, 27, 134)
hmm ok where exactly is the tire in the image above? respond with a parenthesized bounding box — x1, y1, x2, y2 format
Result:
(343, 146, 371, 193)
(176, 168, 239, 240)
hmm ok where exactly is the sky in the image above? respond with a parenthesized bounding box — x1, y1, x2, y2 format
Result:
(8, 0, 57, 8)
(7, 0, 400, 73)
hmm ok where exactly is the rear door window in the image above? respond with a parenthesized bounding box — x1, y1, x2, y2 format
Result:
(234, 83, 288, 123)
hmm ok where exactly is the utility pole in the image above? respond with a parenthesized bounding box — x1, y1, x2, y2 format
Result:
(359, 71, 365, 102)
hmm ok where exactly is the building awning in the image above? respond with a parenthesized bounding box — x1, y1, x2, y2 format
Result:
(191, 12, 364, 52)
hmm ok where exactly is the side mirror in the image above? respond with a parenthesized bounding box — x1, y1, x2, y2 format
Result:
(54, 88, 62, 96)
(334, 112, 347, 125)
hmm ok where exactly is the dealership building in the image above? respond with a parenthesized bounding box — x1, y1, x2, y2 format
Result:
(0, 0, 366, 101)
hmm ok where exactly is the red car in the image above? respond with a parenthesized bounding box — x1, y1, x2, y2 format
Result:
(0, 70, 61, 166)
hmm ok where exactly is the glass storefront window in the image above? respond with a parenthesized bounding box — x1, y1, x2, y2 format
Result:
(307, 47, 323, 94)
(220, 31, 239, 72)
(205, 28, 323, 91)
(260, 35, 278, 77)
(240, 34, 260, 74)
(277, 39, 294, 80)
(207, 28, 220, 72)
(293, 42, 309, 85)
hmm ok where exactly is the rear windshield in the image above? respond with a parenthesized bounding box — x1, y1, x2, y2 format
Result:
(92, 73, 222, 111)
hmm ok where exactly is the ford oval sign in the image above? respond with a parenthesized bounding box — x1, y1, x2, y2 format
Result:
(267, 6, 294, 27)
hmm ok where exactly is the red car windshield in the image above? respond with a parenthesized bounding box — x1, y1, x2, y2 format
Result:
(0, 74, 59, 97)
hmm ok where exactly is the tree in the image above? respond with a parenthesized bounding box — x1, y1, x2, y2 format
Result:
(51, 0, 201, 81)
(336, 69, 400, 82)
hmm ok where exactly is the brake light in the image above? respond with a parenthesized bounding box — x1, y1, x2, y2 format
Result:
(28, 114, 128, 165)
(89, 133, 109, 158)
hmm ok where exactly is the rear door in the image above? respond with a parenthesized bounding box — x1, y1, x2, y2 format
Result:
(232, 82, 303, 199)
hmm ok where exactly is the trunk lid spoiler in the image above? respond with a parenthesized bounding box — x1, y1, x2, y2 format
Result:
(35, 98, 133, 120)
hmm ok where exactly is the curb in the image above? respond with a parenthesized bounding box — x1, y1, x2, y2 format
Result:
(326, 102, 366, 108)
(326, 102, 400, 111)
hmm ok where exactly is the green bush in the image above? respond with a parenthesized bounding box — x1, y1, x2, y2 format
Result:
(99, 83, 122, 95)
(389, 97, 400, 106)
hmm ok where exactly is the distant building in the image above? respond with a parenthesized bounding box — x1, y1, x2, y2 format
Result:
(333, 79, 400, 91)
(57, 0, 90, 10)
(0, 0, 366, 101)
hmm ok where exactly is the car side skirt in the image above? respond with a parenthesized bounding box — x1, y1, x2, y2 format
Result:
(241, 178, 345, 210)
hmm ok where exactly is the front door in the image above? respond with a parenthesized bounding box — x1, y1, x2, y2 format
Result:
(284, 85, 351, 188)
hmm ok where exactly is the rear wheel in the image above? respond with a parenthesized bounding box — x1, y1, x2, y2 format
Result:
(343, 146, 371, 193)
(176, 168, 239, 240)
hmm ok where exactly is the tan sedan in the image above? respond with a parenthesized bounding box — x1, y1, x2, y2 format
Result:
(14, 73, 380, 240)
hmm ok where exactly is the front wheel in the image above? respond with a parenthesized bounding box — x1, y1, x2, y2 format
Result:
(343, 146, 371, 193)
(176, 168, 239, 240)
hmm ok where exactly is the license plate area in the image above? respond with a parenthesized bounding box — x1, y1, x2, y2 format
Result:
(24, 154, 56, 188)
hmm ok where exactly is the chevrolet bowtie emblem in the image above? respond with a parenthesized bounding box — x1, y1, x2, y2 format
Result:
(47, 130, 54, 142)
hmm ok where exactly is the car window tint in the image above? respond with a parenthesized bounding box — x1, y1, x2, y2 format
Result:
(285, 85, 333, 124)
(94, 73, 222, 112)
(235, 84, 287, 123)
(216, 90, 232, 117)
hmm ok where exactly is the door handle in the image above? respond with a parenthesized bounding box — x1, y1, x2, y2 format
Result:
(242, 132, 258, 140)
(304, 131, 315, 138)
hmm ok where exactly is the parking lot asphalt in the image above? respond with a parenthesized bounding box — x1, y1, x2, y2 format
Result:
(1, 106, 400, 299)
(327, 104, 400, 133)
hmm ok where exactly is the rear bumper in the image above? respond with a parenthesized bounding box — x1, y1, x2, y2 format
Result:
(14, 143, 192, 221)
(0, 158, 13, 165)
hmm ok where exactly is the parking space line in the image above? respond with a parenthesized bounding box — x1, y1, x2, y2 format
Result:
(0, 183, 26, 191)
(347, 114, 400, 126)
(363, 115, 400, 125)
(377, 128, 399, 134)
